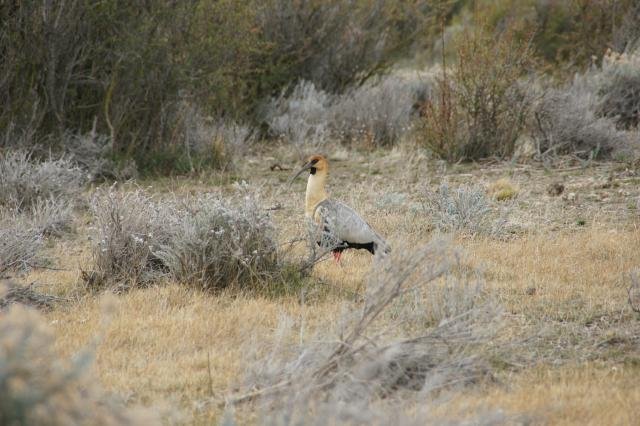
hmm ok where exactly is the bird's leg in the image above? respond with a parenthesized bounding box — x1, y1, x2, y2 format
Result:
(332, 250, 342, 264)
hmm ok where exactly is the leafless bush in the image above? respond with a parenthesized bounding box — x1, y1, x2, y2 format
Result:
(232, 241, 502, 414)
(421, 26, 534, 161)
(534, 78, 629, 159)
(331, 72, 432, 146)
(155, 189, 279, 291)
(423, 184, 495, 235)
(85, 189, 172, 292)
(0, 304, 156, 425)
(596, 48, 640, 129)
(0, 150, 86, 211)
(0, 215, 43, 274)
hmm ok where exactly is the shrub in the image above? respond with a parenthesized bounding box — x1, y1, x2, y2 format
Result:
(1, 1, 439, 173)
(331, 72, 433, 147)
(233, 241, 502, 412)
(534, 79, 628, 159)
(0, 281, 61, 311)
(421, 25, 534, 161)
(166, 102, 256, 174)
(0, 304, 155, 425)
(155, 190, 279, 291)
(0, 1, 264, 172)
(0, 151, 85, 211)
(256, 0, 431, 94)
(476, 0, 640, 70)
(264, 81, 331, 152)
(62, 131, 137, 182)
(423, 183, 494, 235)
(85, 189, 172, 292)
(265, 72, 432, 149)
(597, 48, 640, 129)
(0, 215, 42, 274)
(86, 185, 279, 292)
(28, 197, 75, 237)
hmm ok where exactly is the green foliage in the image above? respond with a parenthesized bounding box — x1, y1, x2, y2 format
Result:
(474, 0, 640, 71)
(1, 1, 438, 174)
(1, 1, 262, 170)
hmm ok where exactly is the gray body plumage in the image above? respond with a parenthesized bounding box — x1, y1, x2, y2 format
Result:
(314, 199, 388, 254)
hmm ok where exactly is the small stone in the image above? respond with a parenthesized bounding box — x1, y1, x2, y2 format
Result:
(547, 182, 564, 196)
(525, 286, 537, 296)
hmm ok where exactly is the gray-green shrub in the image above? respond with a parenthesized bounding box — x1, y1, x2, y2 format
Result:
(0, 304, 155, 425)
(86, 186, 279, 292)
(0, 151, 85, 211)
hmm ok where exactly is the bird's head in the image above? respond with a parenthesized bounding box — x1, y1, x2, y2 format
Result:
(288, 154, 329, 184)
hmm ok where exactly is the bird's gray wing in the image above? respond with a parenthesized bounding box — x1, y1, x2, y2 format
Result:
(315, 199, 386, 247)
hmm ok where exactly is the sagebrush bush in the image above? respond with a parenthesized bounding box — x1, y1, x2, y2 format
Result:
(235, 241, 502, 413)
(86, 189, 173, 291)
(534, 79, 629, 159)
(421, 25, 534, 161)
(0, 215, 43, 274)
(170, 102, 256, 173)
(265, 81, 331, 152)
(0, 281, 60, 311)
(87, 186, 280, 292)
(0, 151, 85, 211)
(331, 72, 432, 147)
(0, 304, 155, 425)
(423, 183, 494, 235)
(265, 72, 432, 149)
(63, 131, 137, 182)
(597, 48, 640, 129)
(155, 190, 279, 291)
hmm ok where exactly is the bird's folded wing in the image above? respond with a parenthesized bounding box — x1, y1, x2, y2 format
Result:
(315, 200, 385, 245)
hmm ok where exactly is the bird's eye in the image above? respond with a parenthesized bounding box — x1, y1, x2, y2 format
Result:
(310, 158, 319, 165)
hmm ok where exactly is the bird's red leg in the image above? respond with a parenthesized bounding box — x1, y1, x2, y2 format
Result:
(332, 250, 342, 264)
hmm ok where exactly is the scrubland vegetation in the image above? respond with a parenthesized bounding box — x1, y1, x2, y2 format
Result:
(2, 0, 640, 424)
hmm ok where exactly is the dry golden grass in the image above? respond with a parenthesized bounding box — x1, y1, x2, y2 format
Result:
(10, 151, 640, 424)
(487, 177, 519, 201)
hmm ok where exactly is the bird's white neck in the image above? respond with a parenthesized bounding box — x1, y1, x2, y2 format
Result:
(305, 171, 328, 218)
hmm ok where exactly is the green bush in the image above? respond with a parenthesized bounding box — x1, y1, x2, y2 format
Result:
(0, 1, 262, 172)
(0, 1, 442, 174)
(474, 0, 640, 71)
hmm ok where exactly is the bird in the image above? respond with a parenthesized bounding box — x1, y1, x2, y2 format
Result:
(289, 154, 389, 263)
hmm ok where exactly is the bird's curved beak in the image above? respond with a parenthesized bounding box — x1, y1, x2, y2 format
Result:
(287, 161, 313, 186)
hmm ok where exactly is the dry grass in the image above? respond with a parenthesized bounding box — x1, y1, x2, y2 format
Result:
(487, 177, 519, 201)
(13, 151, 640, 424)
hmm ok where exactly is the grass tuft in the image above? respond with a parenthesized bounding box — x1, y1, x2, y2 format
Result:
(487, 178, 519, 201)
